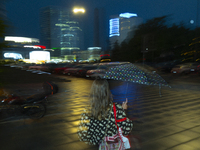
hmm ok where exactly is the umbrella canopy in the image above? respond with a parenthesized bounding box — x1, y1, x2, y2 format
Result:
(102, 63, 170, 87)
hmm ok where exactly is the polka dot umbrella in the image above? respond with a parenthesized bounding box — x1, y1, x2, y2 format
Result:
(102, 63, 170, 96)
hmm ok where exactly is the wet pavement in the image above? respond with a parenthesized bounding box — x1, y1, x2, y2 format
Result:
(1, 69, 200, 150)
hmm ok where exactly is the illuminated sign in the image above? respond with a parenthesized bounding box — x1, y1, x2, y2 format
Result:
(35, 45, 46, 49)
(88, 47, 101, 50)
(109, 18, 120, 37)
(24, 45, 41, 49)
(5, 36, 39, 43)
(119, 13, 137, 18)
(29, 51, 50, 60)
(4, 53, 23, 59)
(24, 45, 46, 49)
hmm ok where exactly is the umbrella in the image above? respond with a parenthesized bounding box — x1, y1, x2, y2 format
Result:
(102, 63, 171, 96)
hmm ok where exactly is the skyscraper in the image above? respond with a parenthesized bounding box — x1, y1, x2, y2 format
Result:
(0, 1, 6, 19)
(40, 6, 83, 57)
(109, 12, 143, 49)
(93, 8, 108, 51)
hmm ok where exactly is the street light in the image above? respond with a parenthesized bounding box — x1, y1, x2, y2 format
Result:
(73, 8, 85, 14)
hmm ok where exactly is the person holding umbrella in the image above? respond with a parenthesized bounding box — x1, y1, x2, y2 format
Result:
(77, 79, 133, 149)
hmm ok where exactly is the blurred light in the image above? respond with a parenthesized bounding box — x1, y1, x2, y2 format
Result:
(4, 53, 23, 59)
(109, 18, 120, 37)
(43, 49, 54, 51)
(119, 13, 137, 18)
(88, 47, 101, 50)
(24, 45, 41, 49)
(29, 51, 50, 60)
(100, 54, 110, 57)
(52, 47, 61, 50)
(190, 20, 194, 24)
(35, 45, 46, 49)
(73, 8, 85, 13)
(5, 36, 39, 43)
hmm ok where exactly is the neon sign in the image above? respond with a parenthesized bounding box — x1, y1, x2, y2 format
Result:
(119, 13, 137, 18)
(109, 18, 120, 37)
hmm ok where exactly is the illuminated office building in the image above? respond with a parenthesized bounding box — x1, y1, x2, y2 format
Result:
(109, 13, 143, 49)
(40, 6, 83, 57)
(3, 36, 43, 59)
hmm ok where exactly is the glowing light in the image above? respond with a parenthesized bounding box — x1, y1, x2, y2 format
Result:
(88, 47, 101, 50)
(73, 8, 85, 13)
(24, 45, 41, 49)
(190, 20, 194, 24)
(119, 13, 137, 18)
(109, 18, 120, 37)
(43, 49, 54, 51)
(24, 45, 46, 49)
(5, 36, 39, 43)
(29, 51, 50, 60)
(100, 54, 110, 57)
(4, 53, 23, 59)
(35, 45, 46, 49)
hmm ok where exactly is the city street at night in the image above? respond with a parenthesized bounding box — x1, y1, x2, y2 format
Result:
(2, 0, 200, 149)
(0, 66, 200, 150)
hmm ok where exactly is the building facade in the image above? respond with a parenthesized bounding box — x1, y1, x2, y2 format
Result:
(3, 36, 43, 59)
(109, 13, 143, 49)
(93, 8, 108, 51)
(40, 6, 83, 57)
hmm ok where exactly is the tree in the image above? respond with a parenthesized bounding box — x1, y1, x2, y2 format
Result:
(0, 17, 8, 57)
(121, 15, 195, 63)
(111, 40, 121, 61)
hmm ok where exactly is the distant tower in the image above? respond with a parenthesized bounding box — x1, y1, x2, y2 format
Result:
(40, 6, 83, 57)
(109, 12, 143, 49)
(93, 8, 108, 50)
(0, 1, 6, 19)
(94, 8, 100, 47)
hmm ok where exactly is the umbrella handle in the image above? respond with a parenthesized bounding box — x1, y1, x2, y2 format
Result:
(159, 83, 162, 97)
(125, 82, 129, 99)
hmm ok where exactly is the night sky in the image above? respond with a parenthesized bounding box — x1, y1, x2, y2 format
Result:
(5, 0, 199, 48)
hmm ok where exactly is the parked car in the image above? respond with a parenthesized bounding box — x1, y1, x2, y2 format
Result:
(28, 64, 45, 70)
(155, 61, 180, 73)
(52, 63, 75, 74)
(41, 63, 59, 73)
(63, 64, 85, 76)
(171, 62, 200, 74)
(86, 65, 108, 78)
(189, 62, 200, 73)
(28, 63, 57, 73)
(75, 65, 98, 77)
(9, 61, 26, 68)
(20, 63, 36, 70)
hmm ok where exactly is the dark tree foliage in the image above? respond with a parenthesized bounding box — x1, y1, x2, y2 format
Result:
(111, 40, 121, 61)
(0, 17, 8, 55)
(111, 15, 199, 63)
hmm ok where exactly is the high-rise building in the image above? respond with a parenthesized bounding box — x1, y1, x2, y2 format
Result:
(109, 12, 143, 49)
(0, 1, 6, 19)
(40, 6, 83, 57)
(93, 8, 108, 50)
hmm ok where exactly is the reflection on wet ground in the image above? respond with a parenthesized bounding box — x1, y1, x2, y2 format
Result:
(1, 75, 200, 150)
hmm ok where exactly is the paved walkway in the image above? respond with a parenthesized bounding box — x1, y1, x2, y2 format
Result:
(1, 74, 200, 150)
